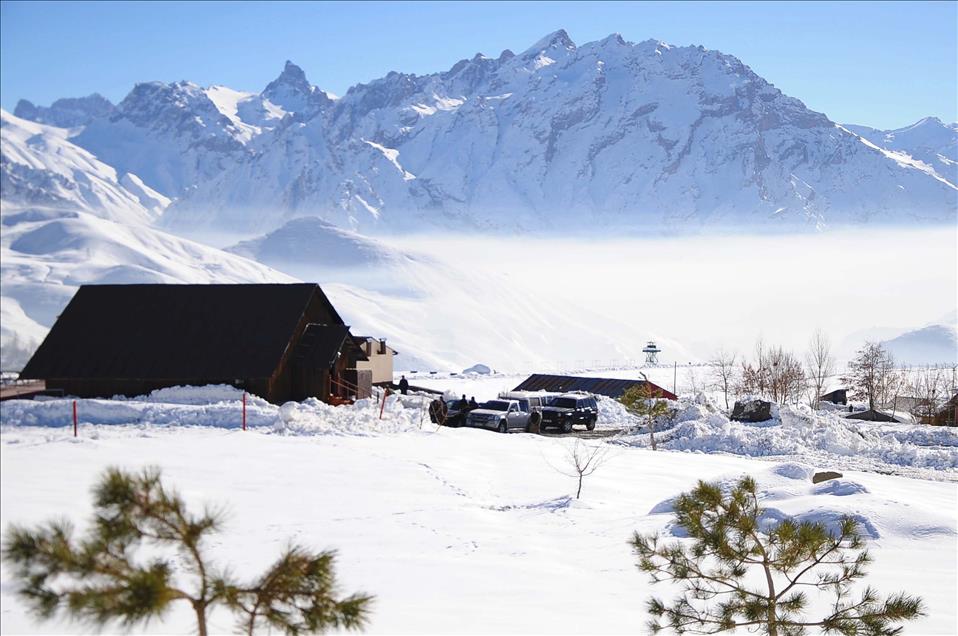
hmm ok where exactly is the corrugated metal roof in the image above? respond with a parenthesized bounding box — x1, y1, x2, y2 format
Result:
(513, 374, 677, 400)
(21, 284, 344, 380)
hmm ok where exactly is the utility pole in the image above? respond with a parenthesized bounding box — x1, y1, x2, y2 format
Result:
(673, 361, 677, 396)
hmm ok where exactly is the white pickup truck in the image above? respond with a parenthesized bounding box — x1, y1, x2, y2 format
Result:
(465, 395, 546, 433)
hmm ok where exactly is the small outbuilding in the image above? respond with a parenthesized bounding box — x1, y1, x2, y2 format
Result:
(513, 374, 677, 400)
(845, 409, 901, 423)
(819, 389, 847, 405)
(933, 395, 957, 427)
(353, 336, 398, 385)
(19, 283, 372, 404)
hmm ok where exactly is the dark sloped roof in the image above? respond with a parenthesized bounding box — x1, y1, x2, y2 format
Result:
(299, 324, 367, 367)
(21, 284, 342, 380)
(514, 374, 677, 400)
(845, 409, 901, 423)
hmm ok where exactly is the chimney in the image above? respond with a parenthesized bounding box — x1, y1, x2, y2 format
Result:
(379, 338, 387, 355)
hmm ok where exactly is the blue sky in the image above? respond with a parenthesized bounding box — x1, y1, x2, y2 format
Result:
(1, 1, 955, 129)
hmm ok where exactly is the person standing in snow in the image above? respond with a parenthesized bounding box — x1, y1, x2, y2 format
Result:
(398, 375, 409, 395)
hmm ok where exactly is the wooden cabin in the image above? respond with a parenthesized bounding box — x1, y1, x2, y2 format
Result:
(19, 283, 371, 404)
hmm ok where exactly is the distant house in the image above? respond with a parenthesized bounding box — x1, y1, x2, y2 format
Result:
(820, 389, 847, 405)
(845, 409, 901, 423)
(933, 394, 957, 427)
(353, 336, 398, 385)
(513, 374, 677, 400)
(19, 284, 371, 404)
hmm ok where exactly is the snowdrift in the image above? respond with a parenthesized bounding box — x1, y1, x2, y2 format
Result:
(0, 385, 433, 437)
(612, 397, 957, 478)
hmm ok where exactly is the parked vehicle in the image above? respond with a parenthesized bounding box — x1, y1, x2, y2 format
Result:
(428, 398, 471, 427)
(540, 393, 599, 433)
(466, 399, 539, 433)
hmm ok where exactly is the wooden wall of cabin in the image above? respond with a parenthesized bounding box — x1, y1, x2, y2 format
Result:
(269, 289, 343, 404)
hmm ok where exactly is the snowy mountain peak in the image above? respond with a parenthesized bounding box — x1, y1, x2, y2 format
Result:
(523, 28, 576, 56)
(269, 60, 311, 92)
(13, 93, 115, 128)
(261, 60, 331, 114)
(844, 116, 958, 185)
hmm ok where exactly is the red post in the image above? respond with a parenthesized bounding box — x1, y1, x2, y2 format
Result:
(379, 388, 390, 420)
(242, 392, 247, 431)
(72, 400, 77, 437)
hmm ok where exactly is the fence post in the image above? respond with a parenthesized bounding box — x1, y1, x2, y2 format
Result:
(242, 392, 247, 431)
(72, 400, 77, 437)
(380, 388, 390, 420)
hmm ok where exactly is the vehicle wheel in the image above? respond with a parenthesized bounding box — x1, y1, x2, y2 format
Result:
(586, 417, 596, 431)
(497, 420, 507, 434)
(561, 420, 573, 434)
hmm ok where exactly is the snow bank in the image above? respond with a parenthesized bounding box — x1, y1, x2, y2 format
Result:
(0, 387, 434, 437)
(619, 399, 958, 478)
(651, 461, 955, 543)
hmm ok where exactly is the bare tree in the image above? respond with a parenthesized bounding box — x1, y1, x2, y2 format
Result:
(708, 349, 737, 411)
(905, 365, 954, 424)
(739, 340, 806, 405)
(556, 439, 609, 499)
(805, 329, 834, 408)
(843, 342, 896, 410)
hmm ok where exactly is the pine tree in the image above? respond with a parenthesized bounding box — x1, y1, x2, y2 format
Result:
(631, 476, 923, 635)
(2, 467, 372, 635)
(620, 375, 671, 450)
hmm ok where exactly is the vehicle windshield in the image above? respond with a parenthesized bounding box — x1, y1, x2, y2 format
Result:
(482, 400, 511, 411)
(551, 397, 578, 408)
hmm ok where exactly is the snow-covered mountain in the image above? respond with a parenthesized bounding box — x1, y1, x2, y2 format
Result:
(12, 31, 957, 234)
(1, 110, 166, 223)
(845, 117, 957, 186)
(881, 323, 958, 366)
(226, 216, 418, 272)
(0, 206, 298, 369)
(13, 93, 115, 129)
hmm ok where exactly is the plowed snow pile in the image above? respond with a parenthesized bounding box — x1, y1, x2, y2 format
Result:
(610, 397, 958, 480)
(0, 385, 431, 437)
(2, 388, 955, 479)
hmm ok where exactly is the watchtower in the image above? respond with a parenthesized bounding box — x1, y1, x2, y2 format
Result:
(642, 340, 661, 366)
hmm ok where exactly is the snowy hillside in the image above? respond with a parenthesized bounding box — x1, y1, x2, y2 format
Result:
(0, 207, 297, 369)
(224, 220, 699, 373)
(1, 110, 165, 223)
(13, 32, 958, 234)
(225, 216, 418, 273)
(881, 322, 958, 365)
(845, 117, 958, 186)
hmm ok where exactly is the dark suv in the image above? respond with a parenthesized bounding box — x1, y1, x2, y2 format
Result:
(540, 393, 599, 433)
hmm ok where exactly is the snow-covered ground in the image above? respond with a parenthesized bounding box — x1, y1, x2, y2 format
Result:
(1, 387, 955, 634)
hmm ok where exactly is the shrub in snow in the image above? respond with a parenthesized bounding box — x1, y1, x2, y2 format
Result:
(1, 466, 373, 636)
(632, 475, 924, 635)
